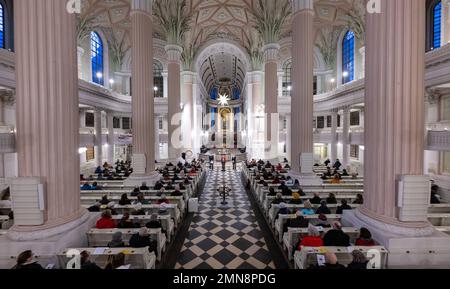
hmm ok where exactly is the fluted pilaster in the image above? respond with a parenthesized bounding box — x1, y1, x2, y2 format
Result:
(342, 106, 350, 167)
(330, 110, 338, 162)
(291, 0, 314, 172)
(14, 0, 84, 228)
(106, 111, 115, 164)
(131, 0, 155, 173)
(362, 0, 426, 223)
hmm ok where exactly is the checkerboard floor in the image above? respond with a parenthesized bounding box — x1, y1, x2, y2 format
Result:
(175, 167, 276, 269)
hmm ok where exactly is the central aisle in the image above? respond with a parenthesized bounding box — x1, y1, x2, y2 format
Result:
(175, 167, 276, 269)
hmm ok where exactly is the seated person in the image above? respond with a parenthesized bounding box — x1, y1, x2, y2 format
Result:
(97, 174, 105, 181)
(129, 228, 153, 249)
(310, 192, 322, 205)
(314, 214, 331, 228)
(336, 199, 352, 214)
(284, 163, 291, 169)
(11, 250, 44, 270)
(355, 228, 376, 246)
(165, 182, 175, 190)
(96, 210, 116, 229)
(275, 202, 290, 220)
(278, 182, 288, 192)
(267, 187, 277, 197)
(134, 193, 149, 205)
(333, 159, 342, 170)
(285, 176, 294, 186)
(117, 212, 138, 229)
(145, 214, 162, 230)
(296, 224, 324, 251)
(95, 166, 103, 174)
(276, 163, 283, 171)
(353, 194, 364, 205)
(331, 174, 342, 184)
(104, 253, 126, 270)
(342, 169, 350, 177)
(289, 193, 303, 205)
(285, 210, 309, 231)
(1, 212, 14, 230)
(0, 188, 11, 208)
(100, 195, 110, 205)
(91, 182, 101, 191)
(315, 200, 331, 215)
(108, 232, 125, 248)
(87, 202, 101, 212)
(80, 251, 102, 270)
(140, 182, 150, 191)
(178, 183, 186, 191)
(283, 158, 289, 163)
(119, 194, 132, 206)
(130, 187, 141, 197)
(431, 185, 441, 204)
(157, 194, 170, 205)
(282, 187, 293, 197)
(326, 193, 338, 204)
(323, 221, 350, 247)
(171, 188, 183, 197)
(347, 250, 369, 269)
(317, 252, 346, 270)
(272, 177, 281, 185)
(258, 177, 268, 186)
(324, 159, 331, 167)
(301, 201, 315, 216)
(80, 182, 92, 191)
(271, 193, 285, 205)
(154, 180, 164, 190)
(292, 180, 301, 190)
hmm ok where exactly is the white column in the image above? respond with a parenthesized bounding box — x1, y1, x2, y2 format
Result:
(277, 70, 284, 98)
(162, 71, 168, 98)
(330, 109, 338, 162)
(359, 46, 366, 79)
(94, 109, 103, 167)
(342, 106, 350, 168)
(77, 47, 84, 80)
(106, 111, 115, 164)
(286, 113, 292, 162)
(155, 115, 160, 161)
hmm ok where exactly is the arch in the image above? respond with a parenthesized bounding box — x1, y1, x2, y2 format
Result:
(91, 31, 104, 85)
(342, 30, 355, 84)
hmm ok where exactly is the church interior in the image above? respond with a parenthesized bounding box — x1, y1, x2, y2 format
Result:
(0, 0, 450, 270)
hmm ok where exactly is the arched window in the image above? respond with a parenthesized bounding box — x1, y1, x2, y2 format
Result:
(154, 61, 164, 98)
(282, 60, 292, 97)
(91, 31, 104, 85)
(342, 31, 355, 84)
(210, 87, 218, 100)
(432, 1, 442, 49)
(0, 3, 4, 49)
(232, 87, 240, 100)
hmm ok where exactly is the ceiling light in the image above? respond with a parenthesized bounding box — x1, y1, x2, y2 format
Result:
(96, 72, 103, 79)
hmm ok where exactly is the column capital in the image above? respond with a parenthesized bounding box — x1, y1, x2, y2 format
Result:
(291, 0, 314, 14)
(181, 71, 196, 84)
(165, 44, 183, 64)
(131, 0, 153, 16)
(330, 108, 339, 114)
(263, 43, 280, 63)
(341, 105, 351, 113)
(247, 71, 264, 84)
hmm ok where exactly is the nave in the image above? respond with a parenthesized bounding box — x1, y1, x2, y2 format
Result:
(174, 167, 281, 269)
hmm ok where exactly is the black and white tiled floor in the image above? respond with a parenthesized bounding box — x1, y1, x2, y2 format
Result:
(175, 167, 276, 269)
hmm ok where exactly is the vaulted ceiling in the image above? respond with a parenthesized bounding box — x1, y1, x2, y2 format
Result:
(79, 0, 364, 94)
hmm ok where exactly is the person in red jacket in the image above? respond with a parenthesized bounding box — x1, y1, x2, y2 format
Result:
(355, 227, 376, 246)
(297, 224, 324, 251)
(96, 210, 116, 229)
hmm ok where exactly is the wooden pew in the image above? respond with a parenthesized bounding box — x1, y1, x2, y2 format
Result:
(294, 246, 388, 269)
(283, 227, 360, 260)
(428, 213, 450, 226)
(86, 228, 166, 262)
(264, 196, 361, 214)
(80, 195, 186, 214)
(267, 203, 360, 221)
(58, 247, 156, 269)
(111, 215, 175, 243)
(274, 214, 342, 243)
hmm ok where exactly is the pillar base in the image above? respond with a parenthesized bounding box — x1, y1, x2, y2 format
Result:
(0, 212, 100, 269)
(343, 209, 450, 268)
(124, 171, 161, 187)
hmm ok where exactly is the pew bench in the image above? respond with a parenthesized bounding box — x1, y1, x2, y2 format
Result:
(86, 228, 166, 262)
(294, 246, 388, 269)
(111, 215, 174, 243)
(283, 227, 360, 260)
(58, 247, 156, 269)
